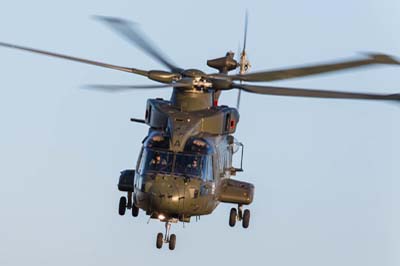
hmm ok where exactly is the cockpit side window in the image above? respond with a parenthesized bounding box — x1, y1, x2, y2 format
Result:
(136, 147, 145, 173)
(202, 155, 214, 181)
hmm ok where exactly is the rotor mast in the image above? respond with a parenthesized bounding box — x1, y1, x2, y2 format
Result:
(170, 88, 214, 111)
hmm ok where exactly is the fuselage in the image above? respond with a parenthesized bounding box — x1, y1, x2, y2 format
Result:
(121, 90, 254, 223)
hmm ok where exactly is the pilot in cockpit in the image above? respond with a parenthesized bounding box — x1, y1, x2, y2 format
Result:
(149, 152, 167, 168)
(185, 158, 200, 176)
(187, 158, 197, 168)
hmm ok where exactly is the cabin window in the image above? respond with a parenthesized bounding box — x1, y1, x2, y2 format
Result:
(224, 145, 232, 174)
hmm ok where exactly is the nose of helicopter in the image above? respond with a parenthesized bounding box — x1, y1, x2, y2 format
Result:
(145, 174, 200, 218)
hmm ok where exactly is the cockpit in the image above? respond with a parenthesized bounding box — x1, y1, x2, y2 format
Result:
(137, 134, 214, 181)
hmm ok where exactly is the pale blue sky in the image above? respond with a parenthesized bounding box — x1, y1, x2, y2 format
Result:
(0, 1, 399, 265)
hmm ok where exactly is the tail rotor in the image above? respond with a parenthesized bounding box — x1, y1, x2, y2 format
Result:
(236, 11, 251, 110)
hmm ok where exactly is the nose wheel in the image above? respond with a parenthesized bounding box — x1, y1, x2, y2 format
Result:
(156, 222, 177, 250)
(229, 204, 251, 228)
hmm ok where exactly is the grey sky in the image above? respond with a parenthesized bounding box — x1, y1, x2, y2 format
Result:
(0, 0, 399, 265)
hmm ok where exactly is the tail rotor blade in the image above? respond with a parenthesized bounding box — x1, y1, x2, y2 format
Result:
(242, 10, 249, 52)
(236, 10, 250, 110)
(236, 88, 242, 108)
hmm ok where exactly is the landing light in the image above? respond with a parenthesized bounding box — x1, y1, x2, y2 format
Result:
(158, 214, 166, 220)
(171, 196, 179, 202)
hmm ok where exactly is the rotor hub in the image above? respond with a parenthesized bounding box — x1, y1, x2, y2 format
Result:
(178, 69, 213, 90)
(181, 69, 206, 78)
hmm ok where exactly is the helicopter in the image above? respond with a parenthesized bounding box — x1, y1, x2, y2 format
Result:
(1, 15, 400, 251)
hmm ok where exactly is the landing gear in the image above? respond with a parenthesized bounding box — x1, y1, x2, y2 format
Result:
(118, 191, 140, 217)
(156, 221, 177, 250)
(229, 208, 237, 227)
(132, 204, 139, 217)
(242, 209, 250, 228)
(156, 233, 163, 249)
(228, 204, 251, 229)
(169, 234, 176, 250)
(118, 196, 126, 216)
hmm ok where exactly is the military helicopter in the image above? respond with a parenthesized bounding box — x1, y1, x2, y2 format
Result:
(1, 14, 400, 251)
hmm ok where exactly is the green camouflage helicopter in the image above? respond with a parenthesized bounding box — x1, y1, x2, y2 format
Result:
(1, 15, 400, 251)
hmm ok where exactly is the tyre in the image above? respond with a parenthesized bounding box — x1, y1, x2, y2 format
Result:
(132, 205, 139, 217)
(169, 234, 176, 250)
(156, 233, 163, 249)
(118, 196, 127, 216)
(242, 209, 250, 229)
(229, 208, 237, 227)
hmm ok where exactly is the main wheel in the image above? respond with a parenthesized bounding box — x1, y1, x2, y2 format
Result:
(118, 196, 127, 216)
(242, 209, 250, 229)
(156, 233, 163, 249)
(169, 234, 176, 250)
(131, 205, 139, 217)
(229, 208, 237, 227)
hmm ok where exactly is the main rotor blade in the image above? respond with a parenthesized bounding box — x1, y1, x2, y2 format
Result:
(0, 41, 148, 77)
(234, 83, 400, 102)
(230, 53, 400, 82)
(95, 16, 182, 73)
(85, 81, 192, 92)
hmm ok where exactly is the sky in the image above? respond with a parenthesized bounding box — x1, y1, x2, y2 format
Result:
(0, 0, 399, 265)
